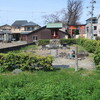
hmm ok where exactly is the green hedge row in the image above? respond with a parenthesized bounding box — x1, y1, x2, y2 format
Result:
(60, 38, 76, 45)
(0, 53, 53, 72)
(77, 38, 100, 69)
(75, 38, 100, 69)
(76, 38, 100, 53)
(38, 39, 50, 46)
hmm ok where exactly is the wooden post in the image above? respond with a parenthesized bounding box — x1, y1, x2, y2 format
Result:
(75, 46, 78, 71)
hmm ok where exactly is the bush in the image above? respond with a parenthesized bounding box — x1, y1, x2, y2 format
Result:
(76, 38, 99, 53)
(95, 36, 100, 40)
(60, 38, 76, 45)
(96, 65, 100, 70)
(0, 53, 53, 72)
(77, 38, 100, 53)
(94, 53, 100, 66)
(72, 38, 100, 69)
(95, 41, 100, 54)
(38, 39, 50, 46)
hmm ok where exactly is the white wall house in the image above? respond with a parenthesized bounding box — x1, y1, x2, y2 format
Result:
(97, 15, 100, 37)
(85, 17, 98, 39)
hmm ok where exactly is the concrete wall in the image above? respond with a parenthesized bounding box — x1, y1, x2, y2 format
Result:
(85, 23, 98, 39)
(97, 16, 100, 36)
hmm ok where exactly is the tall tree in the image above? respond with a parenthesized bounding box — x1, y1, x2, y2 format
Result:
(43, 12, 61, 24)
(43, 0, 82, 25)
(67, 0, 82, 25)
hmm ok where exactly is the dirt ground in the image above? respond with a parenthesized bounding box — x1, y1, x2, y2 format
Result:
(33, 46, 95, 70)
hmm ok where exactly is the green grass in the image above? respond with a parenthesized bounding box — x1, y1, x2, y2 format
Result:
(73, 44, 88, 52)
(0, 69, 100, 100)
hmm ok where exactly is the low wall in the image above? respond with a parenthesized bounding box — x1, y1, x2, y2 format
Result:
(0, 43, 34, 53)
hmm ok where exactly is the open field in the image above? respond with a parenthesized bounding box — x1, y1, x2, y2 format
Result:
(0, 69, 100, 100)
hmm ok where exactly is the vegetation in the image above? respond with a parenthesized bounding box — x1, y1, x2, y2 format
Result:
(60, 38, 100, 70)
(76, 38, 100, 70)
(76, 38, 99, 53)
(0, 69, 100, 100)
(0, 39, 100, 99)
(38, 39, 50, 46)
(95, 36, 100, 40)
(0, 53, 53, 72)
(60, 38, 76, 45)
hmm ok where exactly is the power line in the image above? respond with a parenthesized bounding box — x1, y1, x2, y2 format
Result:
(0, 9, 48, 14)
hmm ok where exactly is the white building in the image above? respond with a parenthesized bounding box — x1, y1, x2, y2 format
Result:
(97, 15, 100, 37)
(85, 17, 98, 39)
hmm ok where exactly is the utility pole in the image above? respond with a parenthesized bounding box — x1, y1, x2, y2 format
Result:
(75, 46, 78, 71)
(88, 0, 96, 39)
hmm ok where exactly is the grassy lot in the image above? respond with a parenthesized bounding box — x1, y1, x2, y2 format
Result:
(0, 69, 100, 100)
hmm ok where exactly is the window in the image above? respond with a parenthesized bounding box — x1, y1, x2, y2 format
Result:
(94, 26, 97, 30)
(16, 27, 20, 29)
(94, 34, 97, 36)
(87, 27, 89, 33)
(27, 27, 33, 31)
(33, 36, 37, 40)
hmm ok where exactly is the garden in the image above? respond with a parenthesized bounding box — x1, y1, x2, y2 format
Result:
(0, 38, 100, 100)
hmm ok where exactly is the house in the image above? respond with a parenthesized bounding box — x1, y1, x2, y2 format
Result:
(0, 24, 12, 42)
(67, 24, 85, 38)
(11, 20, 41, 41)
(85, 17, 98, 39)
(97, 15, 100, 37)
(20, 23, 67, 43)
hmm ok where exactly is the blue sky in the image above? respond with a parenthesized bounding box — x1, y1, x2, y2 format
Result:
(0, 0, 100, 26)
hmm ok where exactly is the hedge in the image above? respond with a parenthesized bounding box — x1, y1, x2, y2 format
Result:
(60, 38, 76, 45)
(76, 38, 99, 53)
(0, 53, 53, 72)
(38, 39, 50, 46)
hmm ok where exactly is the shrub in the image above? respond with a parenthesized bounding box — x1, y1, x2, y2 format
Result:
(38, 39, 50, 46)
(94, 53, 100, 66)
(96, 65, 100, 70)
(71, 38, 100, 69)
(0, 53, 53, 72)
(60, 38, 76, 45)
(95, 36, 100, 40)
(76, 38, 99, 53)
(95, 41, 100, 54)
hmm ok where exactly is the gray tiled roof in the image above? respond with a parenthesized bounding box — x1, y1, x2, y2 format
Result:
(12, 20, 28, 27)
(0, 24, 11, 28)
(0, 30, 11, 34)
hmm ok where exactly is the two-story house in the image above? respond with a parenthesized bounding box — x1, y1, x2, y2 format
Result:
(0, 24, 12, 42)
(11, 20, 41, 41)
(97, 15, 100, 37)
(85, 17, 98, 39)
